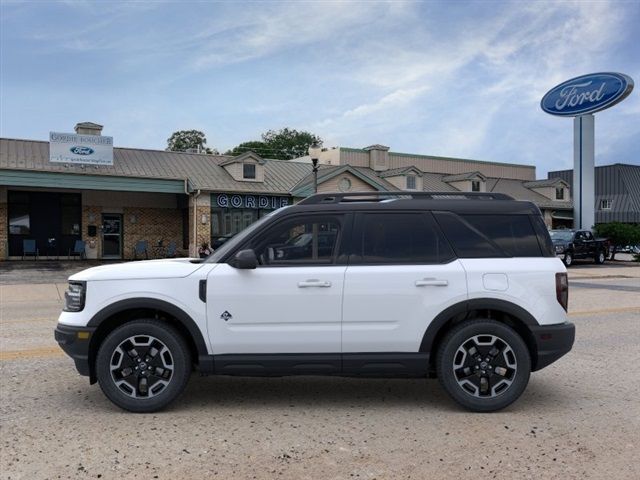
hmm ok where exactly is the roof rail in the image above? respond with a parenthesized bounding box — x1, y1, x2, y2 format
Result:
(297, 191, 514, 205)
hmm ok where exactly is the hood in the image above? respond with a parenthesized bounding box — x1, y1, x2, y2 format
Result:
(69, 258, 206, 282)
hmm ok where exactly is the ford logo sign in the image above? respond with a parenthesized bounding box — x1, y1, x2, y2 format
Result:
(70, 146, 95, 155)
(541, 72, 634, 117)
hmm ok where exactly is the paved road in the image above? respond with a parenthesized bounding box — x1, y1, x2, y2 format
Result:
(1, 266, 639, 479)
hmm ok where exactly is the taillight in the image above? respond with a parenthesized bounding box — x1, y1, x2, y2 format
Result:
(556, 272, 569, 311)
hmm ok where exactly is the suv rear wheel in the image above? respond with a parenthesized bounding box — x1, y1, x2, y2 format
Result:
(437, 319, 531, 412)
(96, 319, 191, 412)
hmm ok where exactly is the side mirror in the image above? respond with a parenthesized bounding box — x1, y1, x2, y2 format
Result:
(230, 249, 258, 269)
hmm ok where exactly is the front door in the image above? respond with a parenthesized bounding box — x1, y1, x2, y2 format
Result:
(102, 214, 122, 259)
(207, 214, 347, 356)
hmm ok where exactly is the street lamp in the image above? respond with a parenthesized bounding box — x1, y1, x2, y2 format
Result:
(308, 142, 322, 193)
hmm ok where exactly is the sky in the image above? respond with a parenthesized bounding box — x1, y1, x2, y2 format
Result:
(1, 0, 639, 177)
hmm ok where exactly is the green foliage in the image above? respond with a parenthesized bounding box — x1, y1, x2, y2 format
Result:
(167, 130, 215, 154)
(226, 128, 322, 160)
(593, 222, 640, 260)
(225, 141, 269, 157)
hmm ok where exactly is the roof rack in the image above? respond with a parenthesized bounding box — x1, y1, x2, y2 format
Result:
(297, 191, 514, 205)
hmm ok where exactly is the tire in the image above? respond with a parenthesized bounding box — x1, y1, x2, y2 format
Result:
(595, 251, 606, 265)
(563, 252, 573, 267)
(436, 319, 531, 412)
(96, 319, 192, 413)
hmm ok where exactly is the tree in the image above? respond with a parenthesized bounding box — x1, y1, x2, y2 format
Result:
(167, 130, 216, 154)
(225, 141, 269, 157)
(226, 128, 322, 160)
(593, 222, 640, 260)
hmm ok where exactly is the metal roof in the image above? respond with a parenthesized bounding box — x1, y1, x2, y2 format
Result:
(442, 171, 486, 182)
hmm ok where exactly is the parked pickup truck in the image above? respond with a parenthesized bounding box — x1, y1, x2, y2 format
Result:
(549, 230, 609, 267)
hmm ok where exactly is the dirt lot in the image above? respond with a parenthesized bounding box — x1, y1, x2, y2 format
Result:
(1, 262, 639, 479)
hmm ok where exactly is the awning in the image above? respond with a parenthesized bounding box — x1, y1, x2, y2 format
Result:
(551, 211, 574, 220)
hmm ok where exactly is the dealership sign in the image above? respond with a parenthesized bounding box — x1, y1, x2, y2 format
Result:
(49, 132, 114, 165)
(213, 193, 290, 210)
(541, 72, 634, 117)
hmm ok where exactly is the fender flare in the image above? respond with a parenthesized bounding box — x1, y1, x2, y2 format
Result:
(87, 298, 209, 358)
(419, 298, 538, 354)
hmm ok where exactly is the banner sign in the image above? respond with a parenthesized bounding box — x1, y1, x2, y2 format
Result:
(213, 193, 290, 210)
(49, 132, 114, 165)
(541, 72, 634, 117)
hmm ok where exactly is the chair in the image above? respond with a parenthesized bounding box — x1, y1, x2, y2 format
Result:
(165, 241, 177, 258)
(22, 239, 38, 260)
(133, 240, 149, 260)
(68, 240, 86, 260)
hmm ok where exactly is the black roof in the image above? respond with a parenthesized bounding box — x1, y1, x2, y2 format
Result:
(282, 192, 541, 216)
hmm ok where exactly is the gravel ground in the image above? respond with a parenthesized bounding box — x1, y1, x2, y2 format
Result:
(1, 265, 639, 479)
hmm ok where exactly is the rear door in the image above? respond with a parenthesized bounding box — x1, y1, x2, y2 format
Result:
(342, 212, 467, 354)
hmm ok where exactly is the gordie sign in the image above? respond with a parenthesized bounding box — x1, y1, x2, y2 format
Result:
(541, 72, 634, 117)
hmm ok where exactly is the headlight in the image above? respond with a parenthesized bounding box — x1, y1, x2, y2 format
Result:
(63, 281, 86, 312)
(555, 245, 565, 253)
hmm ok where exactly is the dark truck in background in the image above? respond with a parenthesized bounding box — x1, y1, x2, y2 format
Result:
(550, 230, 610, 267)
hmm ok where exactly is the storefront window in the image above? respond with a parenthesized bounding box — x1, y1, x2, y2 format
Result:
(8, 192, 30, 234)
(60, 194, 81, 235)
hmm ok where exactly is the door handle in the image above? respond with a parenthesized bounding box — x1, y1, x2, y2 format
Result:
(297, 280, 332, 288)
(415, 278, 448, 287)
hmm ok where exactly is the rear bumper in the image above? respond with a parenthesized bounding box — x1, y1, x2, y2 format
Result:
(54, 324, 96, 377)
(530, 322, 575, 371)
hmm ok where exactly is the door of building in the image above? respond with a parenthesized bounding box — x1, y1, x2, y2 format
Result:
(102, 214, 123, 259)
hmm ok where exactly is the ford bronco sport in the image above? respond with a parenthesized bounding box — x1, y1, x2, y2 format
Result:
(55, 192, 575, 413)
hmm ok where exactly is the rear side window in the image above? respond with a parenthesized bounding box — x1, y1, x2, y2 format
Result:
(461, 215, 542, 257)
(355, 213, 454, 264)
(433, 212, 543, 257)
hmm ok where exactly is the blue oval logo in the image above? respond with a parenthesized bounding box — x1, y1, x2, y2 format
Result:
(541, 72, 633, 116)
(70, 146, 95, 155)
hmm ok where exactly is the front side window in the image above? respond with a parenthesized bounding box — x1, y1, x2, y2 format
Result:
(243, 163, 256, 179)
(251, 216, 341, 266)
(357, 213, 454, 264)
(406, 175, 417, 190)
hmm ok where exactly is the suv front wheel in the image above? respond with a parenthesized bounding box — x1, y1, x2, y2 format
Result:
(96, 319, 192, 412)
(437, 319, 531, 412)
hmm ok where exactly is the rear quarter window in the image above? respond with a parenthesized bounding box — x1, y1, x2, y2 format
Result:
(434, 212, 543, 258)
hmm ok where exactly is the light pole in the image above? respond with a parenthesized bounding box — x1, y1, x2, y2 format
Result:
(308, 142, 322, 194)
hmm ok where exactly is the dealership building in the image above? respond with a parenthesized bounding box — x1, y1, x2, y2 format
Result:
(1, 122, 574, 261)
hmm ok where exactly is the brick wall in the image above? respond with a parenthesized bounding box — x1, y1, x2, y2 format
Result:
(122, 207, 184, 260)
(82, 205, 102, 259)
(0, 200, 7, 261)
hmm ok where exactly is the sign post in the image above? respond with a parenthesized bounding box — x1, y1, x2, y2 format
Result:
(541, 72, 633, 229)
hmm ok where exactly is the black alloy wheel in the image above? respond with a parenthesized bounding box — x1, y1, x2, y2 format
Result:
(437, 319, 531, 412)
(96, 320, 191, 412)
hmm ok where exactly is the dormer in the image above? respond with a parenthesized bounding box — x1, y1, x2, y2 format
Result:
(364, 144, 390, 171)
(379, 166, 424, 191)
(443, 171, 487, 192)
(219, 151, 265, 182)
(523, 178, 570, 201)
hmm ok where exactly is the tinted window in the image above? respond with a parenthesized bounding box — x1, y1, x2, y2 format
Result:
(461, 214, 542, 257)
(357, 213, 454, 264)
(433, 212, 504, 258)
(252, 216, 341, 266)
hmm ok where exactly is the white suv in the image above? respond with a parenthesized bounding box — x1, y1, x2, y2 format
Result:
(55, 192, 574, 413)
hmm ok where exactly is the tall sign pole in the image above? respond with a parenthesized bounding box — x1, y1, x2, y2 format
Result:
(573, 114, 595, 229)
(541, 72, 633, 229)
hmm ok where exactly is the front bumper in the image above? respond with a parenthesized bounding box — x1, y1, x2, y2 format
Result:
(54, 324, 96, 377)
(530, 322, 575, 371)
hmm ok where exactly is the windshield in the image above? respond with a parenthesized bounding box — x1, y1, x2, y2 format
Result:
(549, 230, 574, 241)
(205, 209, 284, 263)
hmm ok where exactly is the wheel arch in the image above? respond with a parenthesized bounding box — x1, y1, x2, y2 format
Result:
(420, 299, 539, 373)
(86, 298, 211, 383)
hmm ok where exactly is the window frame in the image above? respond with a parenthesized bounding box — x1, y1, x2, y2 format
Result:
(406, 175, 417, 190)
(349, 211, 456, 266)
(471, 180, 481, 192)
(600, 199, 612, 210)
(555, 187, 564, 200)
(228, 212, 353, 267)
(243, 162, 257, 180)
